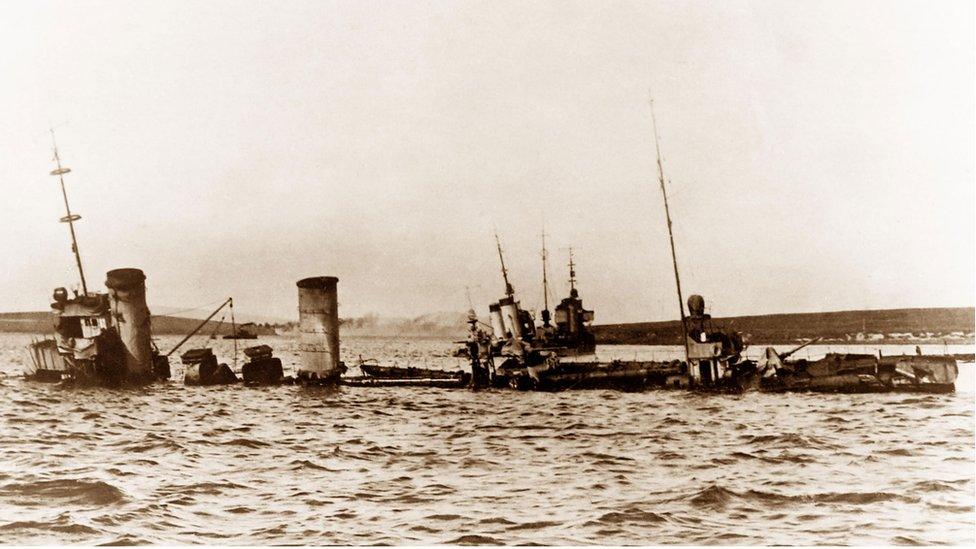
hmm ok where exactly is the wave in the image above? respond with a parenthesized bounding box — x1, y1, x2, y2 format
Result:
(0, 519, 100, 535)
(688, 484, 919, 510)
(505, 520, 563, 531)
(221, 438, 269, 449)
(159, 481, 246, 496)
(289, 459, 340, 472)
(594, 506, 669, 525)
(0, 478, 126, 505)
(743, 433, 837, 449)
(98, 536, 151, 545)
(424, 513, 463, 521)
(443, 534, 505, 544)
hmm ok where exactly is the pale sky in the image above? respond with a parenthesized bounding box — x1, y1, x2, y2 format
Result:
(1, 0, 973, 323)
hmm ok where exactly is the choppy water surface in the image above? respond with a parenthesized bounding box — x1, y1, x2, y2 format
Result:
(1, 333, 973, 545)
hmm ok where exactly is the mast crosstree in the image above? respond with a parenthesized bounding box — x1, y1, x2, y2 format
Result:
(49, 129, 88, 296)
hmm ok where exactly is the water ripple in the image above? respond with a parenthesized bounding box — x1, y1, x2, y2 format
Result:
(0, 334, 972, 545)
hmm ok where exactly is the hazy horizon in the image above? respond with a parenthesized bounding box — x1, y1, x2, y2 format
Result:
(1, 0, 973, 324)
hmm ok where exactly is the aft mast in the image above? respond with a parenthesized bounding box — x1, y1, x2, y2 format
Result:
(540, 228, 551, 326)
(49, 130, 89, 296)
(567, 246, 577, 296)
(649, 101, 690, 362)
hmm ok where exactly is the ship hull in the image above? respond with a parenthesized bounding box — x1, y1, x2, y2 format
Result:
(26, 334, 155, 387)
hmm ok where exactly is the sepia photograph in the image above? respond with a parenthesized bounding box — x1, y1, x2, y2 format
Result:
(0, 0, 973, 546)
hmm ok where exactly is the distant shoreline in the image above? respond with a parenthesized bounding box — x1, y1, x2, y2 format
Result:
(591, 306, 974, 346)
(2, 306, 973, 345)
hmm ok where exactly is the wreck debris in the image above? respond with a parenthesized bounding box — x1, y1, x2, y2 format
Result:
(182, 348, 238, 386)
(241, 345, 284, 385)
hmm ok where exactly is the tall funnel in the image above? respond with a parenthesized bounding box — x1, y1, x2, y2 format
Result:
(488, 302, 505, 339)
(105, 268, 152, 379)
(499, 296, 521, 339)
(296, 276, 341, 382)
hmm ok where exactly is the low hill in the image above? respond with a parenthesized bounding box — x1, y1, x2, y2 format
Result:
(0, 311, 274, 336)
(4, 307, 973, 344)
(592, 307, 975, 345)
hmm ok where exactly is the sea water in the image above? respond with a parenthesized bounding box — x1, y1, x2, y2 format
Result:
(0, 334, 972, 544)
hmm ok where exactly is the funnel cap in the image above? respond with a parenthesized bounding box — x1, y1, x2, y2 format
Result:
(297, 276, 339, 289)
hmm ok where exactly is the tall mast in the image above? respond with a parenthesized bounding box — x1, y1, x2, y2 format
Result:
(650, 101, 689, 361)
(49, 130, 88, 295)
(540, 228, 551, 326)
(567, 246, 577, 295)
(494, 232, 514, 297)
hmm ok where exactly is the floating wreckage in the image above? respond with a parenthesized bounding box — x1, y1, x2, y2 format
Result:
(182, 347, 238, 386)
(167, 297, 244, 386)
(241, 344, 285, 385)
(180, 343, 286, 386)
(172, 299, 286, 386)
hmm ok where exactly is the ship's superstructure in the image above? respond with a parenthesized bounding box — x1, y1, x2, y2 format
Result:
(475, 234, 595, 360)
(542, 248, 595, 355)
(25, 135, 167, 385)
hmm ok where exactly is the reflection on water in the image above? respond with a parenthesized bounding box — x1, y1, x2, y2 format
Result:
(0, 334, 973, 544)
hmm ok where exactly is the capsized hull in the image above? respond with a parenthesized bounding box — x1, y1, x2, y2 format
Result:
(342, 376, 469, 388)
(359, 363, 466, 380)
(762, 353, 958, 394)
(760, 374, 956, 394)
(26, 334, 144, 387)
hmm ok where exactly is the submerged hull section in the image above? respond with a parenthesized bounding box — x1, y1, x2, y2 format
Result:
(352, 363, 471, 387)
(761, 375, 955, 394)
(360, 363, 466, 380)
(342, 376, 470, 388)
(761, 353, 958, 394)
(26, 330, 133, 386)
(354, 352, 959, 395)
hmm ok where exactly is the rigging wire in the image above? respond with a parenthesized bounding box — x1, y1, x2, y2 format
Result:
(230, 298, 238, 368)
(160, 297, 228, 319)
(205, 315, 226, 343)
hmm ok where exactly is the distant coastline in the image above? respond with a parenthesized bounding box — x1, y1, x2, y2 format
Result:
(591, 307, 975, 345)
(0, 312, 276, 337)
(2, 306, 973, 345)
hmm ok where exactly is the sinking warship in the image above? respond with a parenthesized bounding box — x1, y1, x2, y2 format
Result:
(350, 104, 960, 394)
(25, 136, 169, 385)
(477, 234, 596, 357)
(533, 237, 597, 357)
(482, 105, 959, 393)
